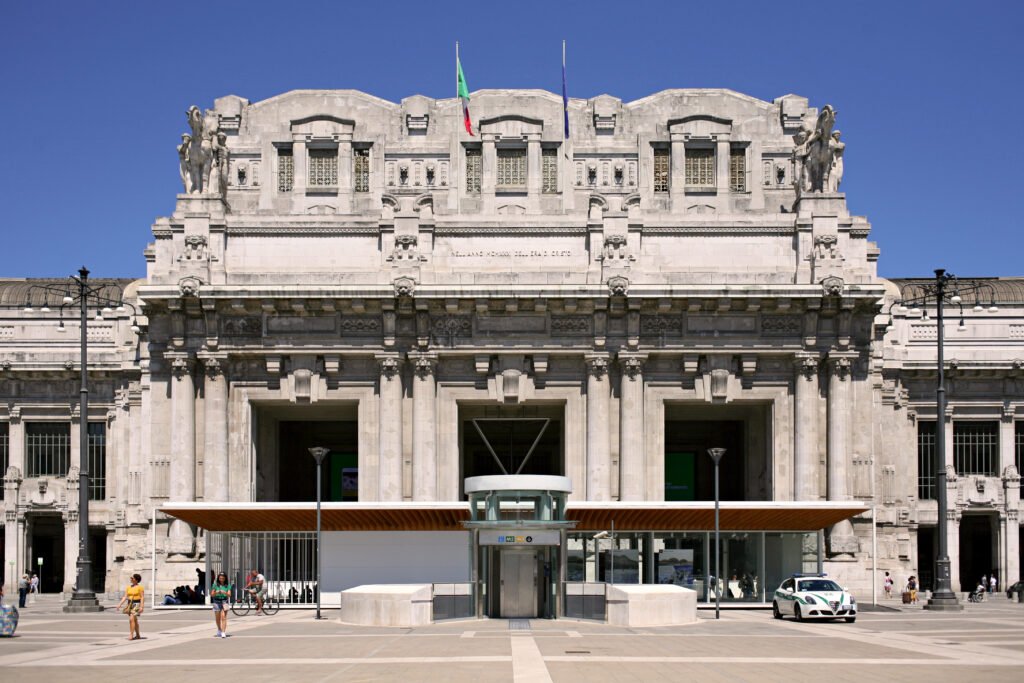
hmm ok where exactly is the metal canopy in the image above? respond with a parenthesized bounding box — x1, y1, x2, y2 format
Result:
(161, 501, 867, 533)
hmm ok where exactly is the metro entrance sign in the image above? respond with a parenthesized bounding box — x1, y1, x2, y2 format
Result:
(479, 530, 560, 546)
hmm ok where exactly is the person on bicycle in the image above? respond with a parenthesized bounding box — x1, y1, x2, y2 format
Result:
(245, 569, 267, 615)
(210, 572, 232, 637)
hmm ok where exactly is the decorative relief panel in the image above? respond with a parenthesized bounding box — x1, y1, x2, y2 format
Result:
(639, 315, 682, 336)
(221, 316, 262, 337)
(760, 315, 802, 336)
(431, 315, 472, 339)
(340, 316, 383, 336)
(910, 325, 937, 341)
(550, 315, 592, 336)
(476, 315, 546, 334)
(1009, 324, 1024, 339)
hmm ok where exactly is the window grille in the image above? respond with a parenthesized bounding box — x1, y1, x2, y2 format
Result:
(1016, 421, 1023, 475)
(307, 148, 338, 187)
(277, 148, 293, 192)
(497, 148, 527, 189)
(729, 147, 746, 192)
(353, 148, 370, 192)
(26, 422, 70, 477)
(542, 148, 558, 193)
(465, 148, 481, 193)
(917, 421, 936, 500)
(685, 148, 715, 187)
(953, 421, 998, 476)
(653, 148, 669, 193)
(88, 422, 106, 501)
(0, 422, 7, 500)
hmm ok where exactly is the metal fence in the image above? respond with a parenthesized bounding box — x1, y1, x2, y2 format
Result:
(563, 582, 607, 621)
(208, 531, 319, 604)
(432, 582, 475, 621)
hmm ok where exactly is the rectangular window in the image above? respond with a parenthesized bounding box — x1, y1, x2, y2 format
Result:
(88, 422, 106, 501)
(497, 148, 527, 189)
(685, 148, 715, 187)
(653, 148, 669, 193)
(277, 148, 293, 192)
(353, 148, 370, 192)
(729, 147, 746, 192)
(307, 148, 338, 187)
(26, 422, 71, 477)
(918, 421, 936, 500)
(1016, 421, 1023, 475)
(0, 422, 7, 500)
(465, 147, 481, 194)
(542, 148, 558, 193)
(953, 421, 999, 476)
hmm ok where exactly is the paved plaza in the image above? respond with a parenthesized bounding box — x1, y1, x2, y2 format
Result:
(1, 596, 1023, 682)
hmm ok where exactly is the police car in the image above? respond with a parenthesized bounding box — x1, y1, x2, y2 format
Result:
(772, 573, 857, 623)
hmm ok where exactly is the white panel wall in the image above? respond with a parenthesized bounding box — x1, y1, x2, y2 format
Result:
(321, 531, 471, 594)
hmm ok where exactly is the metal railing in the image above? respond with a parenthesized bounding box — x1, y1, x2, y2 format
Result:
(432, 582, 475, 621)
(563, 581, 607, 621)
(208, 531, 319, 605)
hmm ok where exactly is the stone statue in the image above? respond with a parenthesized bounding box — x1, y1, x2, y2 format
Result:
(177, 134, 192, 193)
(828, 131, 845, 192)
(215, 132, 230, 195)
(181, 105, 224, 196)
(792, 104, 843, 195)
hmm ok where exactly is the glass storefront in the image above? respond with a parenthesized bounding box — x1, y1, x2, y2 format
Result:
(566, 530, 820, 603)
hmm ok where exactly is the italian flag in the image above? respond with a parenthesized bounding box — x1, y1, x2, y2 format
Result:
(457, 53, 473, 136)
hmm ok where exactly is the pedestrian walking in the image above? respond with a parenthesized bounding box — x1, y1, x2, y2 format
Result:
(883, 571, 894, 599)
(29, 574, 39, 594)
(17, 575, 28, 608)
(210, 572, 232, 638)
(116, 574, 145, 641)
(989, 574, 997, 594)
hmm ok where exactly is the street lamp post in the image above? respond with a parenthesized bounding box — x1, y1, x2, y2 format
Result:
(707, 448, 726, 620)
(308, 447, 330, 620)
(22, 268, 141, 612)
(884, 269, 997, 612)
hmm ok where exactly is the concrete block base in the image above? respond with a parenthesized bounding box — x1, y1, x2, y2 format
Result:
(339, 584, 433, 627)
(606, 584, 697, 627)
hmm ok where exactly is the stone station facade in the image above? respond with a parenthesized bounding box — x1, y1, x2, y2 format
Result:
(0, 87, 1021, 600)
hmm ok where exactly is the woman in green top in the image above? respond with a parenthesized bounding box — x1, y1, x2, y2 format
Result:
(210, 572, 233, 638)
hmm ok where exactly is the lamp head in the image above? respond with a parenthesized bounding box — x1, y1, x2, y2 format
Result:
(707, 447, 727, 465)
(308, 446, 330, 465)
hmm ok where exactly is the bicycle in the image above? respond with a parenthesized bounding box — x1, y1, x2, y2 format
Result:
(231, 589, 280, 616)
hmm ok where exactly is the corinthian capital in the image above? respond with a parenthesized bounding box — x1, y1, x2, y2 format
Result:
(202, 357, 224, 379)
(619, 354, 645, 380)
(169, 356, 194, 379)
(795, 353, 820, 381)
(413, 354, 438, 378)
(376, 354, 403, 381)
(585, 353, 610, 378)
(828, 356, 852, 380)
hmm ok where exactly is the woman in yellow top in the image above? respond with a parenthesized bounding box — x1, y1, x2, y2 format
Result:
(116, 573, 144, 640)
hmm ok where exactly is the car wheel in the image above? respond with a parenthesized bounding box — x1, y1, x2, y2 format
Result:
(773, 602, 782, 620)
(845, 617, 856, 623)
(795, 604, 803, 622)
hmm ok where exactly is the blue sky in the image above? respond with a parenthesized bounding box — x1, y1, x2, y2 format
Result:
(2, 0, 1021, 279)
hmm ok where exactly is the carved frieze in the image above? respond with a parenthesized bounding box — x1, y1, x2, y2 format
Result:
(640, 315, 681, 336)
(550, 315, 592, 336)
(340, 316, 383, 336)
(761, 315, 802, 337)
(431, 315, 472, 338)
(220, 316, 262, 337)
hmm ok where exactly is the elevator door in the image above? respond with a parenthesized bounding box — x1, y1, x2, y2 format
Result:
(500, 550, 538, 618)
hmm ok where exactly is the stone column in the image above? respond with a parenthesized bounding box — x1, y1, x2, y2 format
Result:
(412, 354, 438, 501)
(481, 134, 496, 213)
(947, 508, 961, 592)
(794, 354, 820, 500)
(376, 354, 404, 502)
(202, 357, 229, 502)
(618, 354, 645, 501)
(670, 133, 686, 206)
(826, 356, 858, 554)
(168, 356, 196, 555)
(526, 135, 542, 201)
(585, 353, 611, 501)
(1003, 467, 1020, 594)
